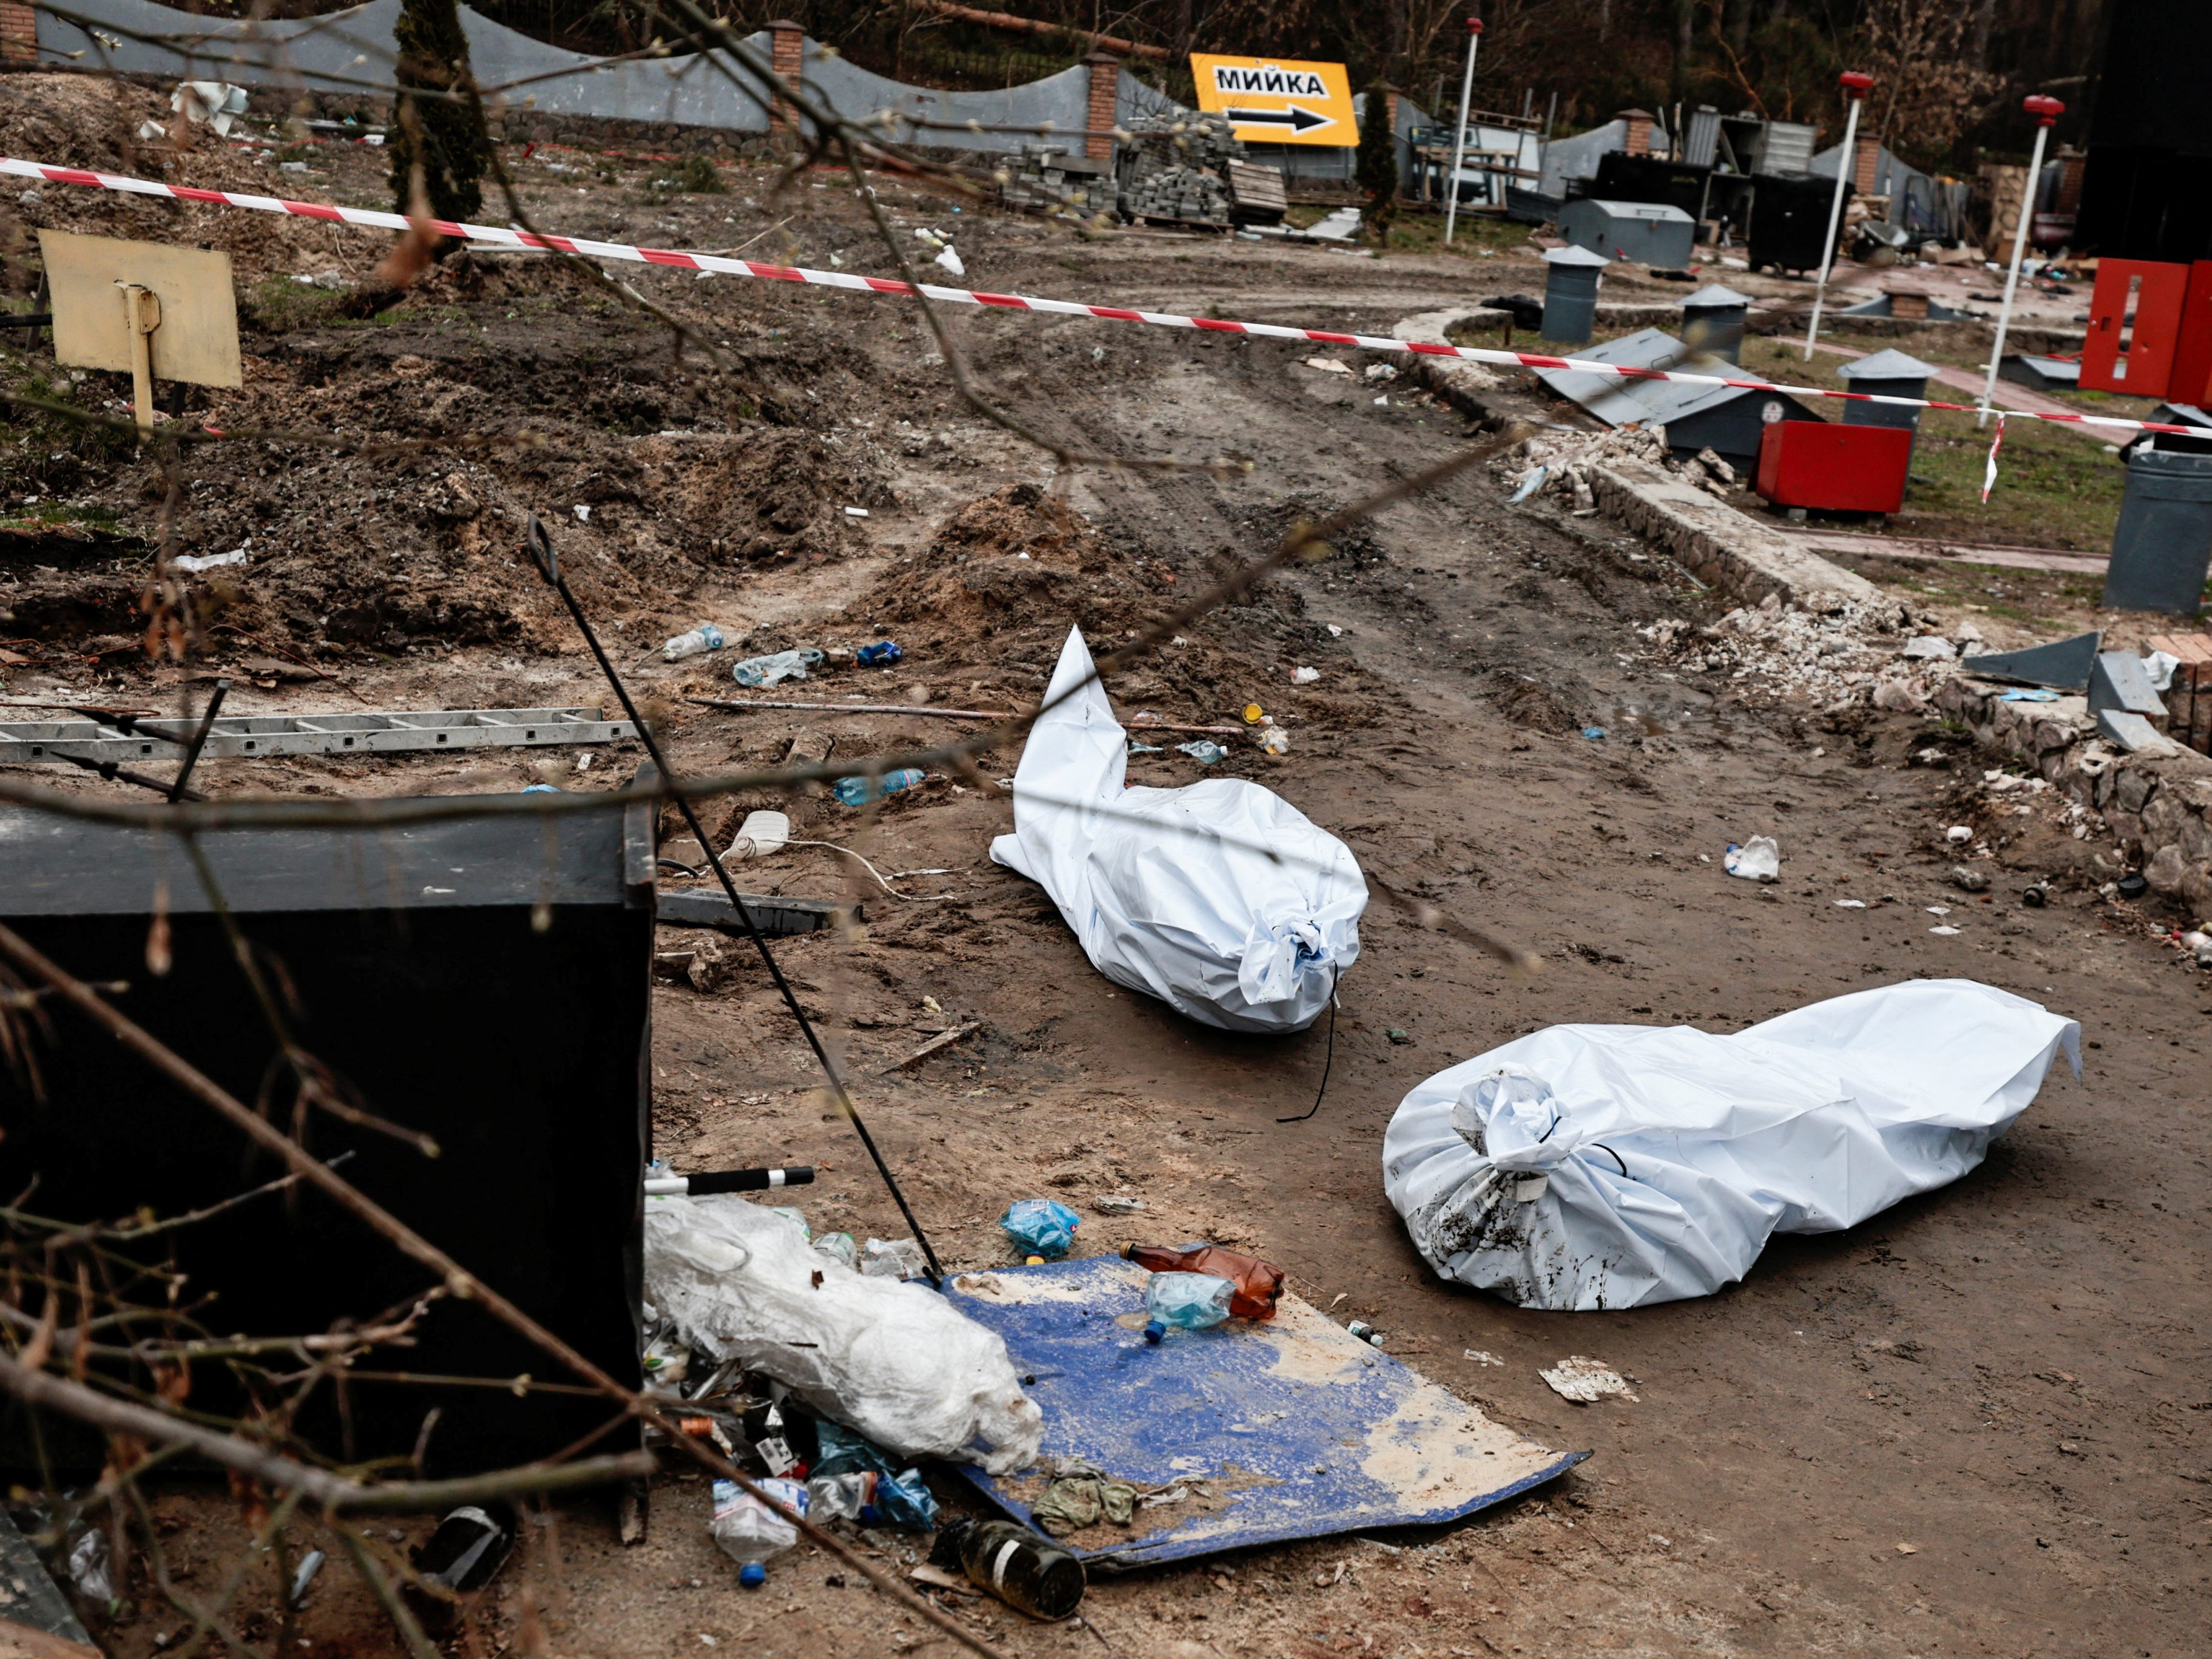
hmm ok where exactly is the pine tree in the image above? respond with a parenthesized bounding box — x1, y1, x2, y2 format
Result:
(389, 0, 490, 226)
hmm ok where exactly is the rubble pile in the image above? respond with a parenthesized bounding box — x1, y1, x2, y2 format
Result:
(1635, 596, 1975, 709)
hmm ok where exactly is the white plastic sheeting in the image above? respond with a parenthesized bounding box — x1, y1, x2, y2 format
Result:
(1382, 981, 2080, 1310)
(990, 626, 1365, 1033)
(643, 1195, 1043, 1474)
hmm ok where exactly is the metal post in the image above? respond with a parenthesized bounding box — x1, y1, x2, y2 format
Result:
(1980, 95, 2065, 428)
(1444, 18, 1483, 246)
(1802, 69, 1873, 361)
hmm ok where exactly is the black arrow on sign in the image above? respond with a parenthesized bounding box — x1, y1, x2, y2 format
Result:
(1223, 104, 1333, 134)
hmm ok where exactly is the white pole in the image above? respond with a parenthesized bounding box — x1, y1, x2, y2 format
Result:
(1443, 19, 1483, 246)
(1802, 81, 1867, 360)
(1980, 107, 2057, 428)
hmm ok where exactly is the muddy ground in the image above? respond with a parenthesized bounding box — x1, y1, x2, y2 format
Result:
(1, 76, 2207, 1659)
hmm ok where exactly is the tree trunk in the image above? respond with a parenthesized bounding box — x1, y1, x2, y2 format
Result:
(390, 0, 490, 226)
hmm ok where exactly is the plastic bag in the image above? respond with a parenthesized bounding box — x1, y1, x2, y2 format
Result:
(990, 626, 1365, 1033)
(1001, 1198, 1080, 1259)
(644, 1195, 1042, 1473)
(813, 1422, 940, 1529)
(1382, 981, 2080, 1311)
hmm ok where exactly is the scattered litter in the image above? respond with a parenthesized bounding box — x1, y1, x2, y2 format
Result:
(2001, 688, 2059, 703)
(1033, 1463, 1139, 1533)
(1302, 356, 1353, 375)
(934, 246, 966, 277)
(171, 80, 249, 137)
(1950, 865, 1991, 893)
(1507, 465, 1549, 504)
(991, 630, 1364, 1033)
(1001, 1197, 1081, 1260)
(644, 1195, 1043, 1470)
(1094, 1194, 1145, 1215)
(1464, 1350, 1505, 1367)
(1291, 666, 1320, 684)
(663, 621, 725, 661)
(1125, 1242, 1282, 1317)
(287, 1549, 326, 1607)
(1929, 925, 1962, 936)
(859, 1237, 930, 1282)
(1901, 635, 1958, 661)
(1833, 898, 1867, 908)
(1345, 1319, 1384, 1347)
(1723, 836, 1781, 882)
(1581, 726, 1608, 741)
(732, 647, 825, 688)
(813, 1421, 939, 1529)
(723, 809, 790, 860)
(1945, 825, 1974, 843)
(572, 504, 591, 522)
(844, 506, 871, 518)
(1144, 1272, 1235, 1341)
(1176, 739, 1226, 764)
(1539, 1356, 1638, 1404)
(1383, 981, 2080, 1309)
(172, 549, 247, 573)
(1128, 740, 1165, 754)
(832, 767, 926, 806)
(408, 1504, 514, 1628)
(855, 640, 905, 666)
(1257, 726, 1292, 755)
(1364, 363, 1397, 383)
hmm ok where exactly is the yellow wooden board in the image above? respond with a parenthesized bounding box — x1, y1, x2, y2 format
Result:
(1189, 54, 1356, 147)
(38, 229, 242, 388)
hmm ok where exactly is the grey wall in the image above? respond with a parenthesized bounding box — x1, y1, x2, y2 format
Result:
(32, 0, 1098, 149)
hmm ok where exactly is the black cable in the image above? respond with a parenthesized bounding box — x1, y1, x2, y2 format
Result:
(52, 748, 206, 802)
(1277, 962, 1340, 1124)
(524, 515, 947, 1285)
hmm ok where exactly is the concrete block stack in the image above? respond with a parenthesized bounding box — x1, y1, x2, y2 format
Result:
(1115, 117, 1245, 228)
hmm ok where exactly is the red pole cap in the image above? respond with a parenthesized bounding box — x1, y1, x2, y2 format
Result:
(1466, 16, 1484, 32)
(1838, 70, 1875, 98)
(2023, 93, 2065, 126)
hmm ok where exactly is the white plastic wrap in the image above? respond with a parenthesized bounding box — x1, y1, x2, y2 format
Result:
(643, 1195, 1043, 1474)
(1382, 981, 2080, 1311)
(990, 626, 1365, 1033)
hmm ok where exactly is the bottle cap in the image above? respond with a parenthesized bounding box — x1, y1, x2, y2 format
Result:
(1026, 1254, 1045, 1265)
(739, 1563, 766, 1588)
(1144, 1320, 1166, 1344)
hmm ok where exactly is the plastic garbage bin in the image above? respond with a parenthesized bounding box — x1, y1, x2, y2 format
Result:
(2105, 447, 2212, 614)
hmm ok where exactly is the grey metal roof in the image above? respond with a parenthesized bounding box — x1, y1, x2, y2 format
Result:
(1532, 327, 1808, 431)
(1542, 243, 1611, 267)
(1838, 348, 1939, 382)
(1680, 282, 1752, 309)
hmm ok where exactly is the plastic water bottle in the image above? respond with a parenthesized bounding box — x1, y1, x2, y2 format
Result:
(930, 1517, 1086, 1620)
(832, 768, 925, 806)
(662, 622, 725, 661)
(1143, 1272, 1236, 1342)
(711, 1478, 807, 1581)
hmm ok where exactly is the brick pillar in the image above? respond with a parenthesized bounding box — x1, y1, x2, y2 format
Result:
(766, 19, 804, 136)
(1853, 132, 1880, 193)
(1083, 52, 1119, 162)
(1618, 109, 1653, 158)
(0, 1, 36, 66)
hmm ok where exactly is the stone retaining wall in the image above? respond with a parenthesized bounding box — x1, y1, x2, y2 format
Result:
(1589, 459, 1880, 611)
(1937, 675, 2212, 911)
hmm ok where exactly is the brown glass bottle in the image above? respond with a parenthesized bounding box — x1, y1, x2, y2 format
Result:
(1121, 1243, 1285, 1320)
(932, 1518, 1086, 1619)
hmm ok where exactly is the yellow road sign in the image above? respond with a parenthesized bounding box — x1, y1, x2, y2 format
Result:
(1189, 55, 1357, 147)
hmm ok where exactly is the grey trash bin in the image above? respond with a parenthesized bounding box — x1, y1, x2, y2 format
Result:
(2105, 447, 2212, 614)
(1540, 245, 1609, 346)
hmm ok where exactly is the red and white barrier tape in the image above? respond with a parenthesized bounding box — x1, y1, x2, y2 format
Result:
(5, 154, 2199, 439)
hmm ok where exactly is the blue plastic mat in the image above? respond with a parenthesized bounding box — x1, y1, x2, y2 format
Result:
(945, 1255, 1586, 1566)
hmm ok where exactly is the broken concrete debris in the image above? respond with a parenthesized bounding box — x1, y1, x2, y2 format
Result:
(1539, 1357, 1639, 1405)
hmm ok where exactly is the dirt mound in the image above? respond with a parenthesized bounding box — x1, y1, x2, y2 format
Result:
(838, 483, 1402, 734)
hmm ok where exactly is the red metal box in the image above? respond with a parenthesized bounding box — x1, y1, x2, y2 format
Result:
(1756, 419, 1910, 513)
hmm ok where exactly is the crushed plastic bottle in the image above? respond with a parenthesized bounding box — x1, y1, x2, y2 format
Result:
(1723, 836, 1780, 882)
(1175, 740, 1226, 764)
(806, 1470, 878, 1522)
(832, 768, 925, 806)
(813, 1422, 941, 1529)
(856, 640, 905, 667)
(930, 1517, 1086, 1619)
(711, 1478, 808, 1579)
(813, 1230, 858, 1269)
(767, 1205, 811, 1240)
(859, 1237, 929, 1280)
(1143, 1271, 1235, 1342)
(732, 647, 825, 688)
(1001, 1198, 1080, 1260)
(663, 622, 725, 661)
(1122, 1243, 1284, 1319)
